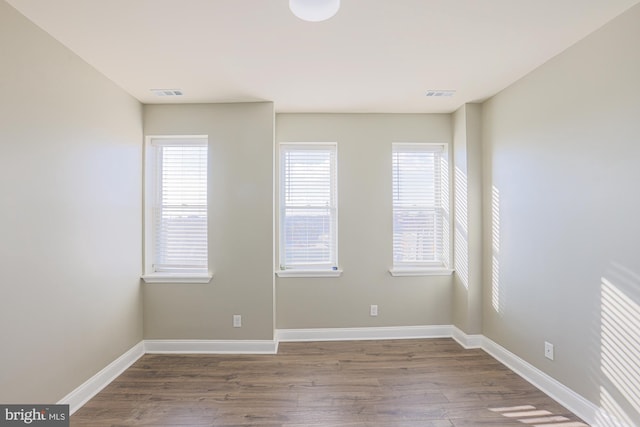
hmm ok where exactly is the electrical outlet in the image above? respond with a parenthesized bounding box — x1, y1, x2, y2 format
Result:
(233, 314, 242, 328)
(545, 341, 554, 360)
(370, 305, 378, 317)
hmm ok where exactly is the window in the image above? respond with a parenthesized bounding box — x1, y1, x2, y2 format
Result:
(391, 143, 451, 276)
(277, 143, 340, 277)
(142, 136, 211, 283)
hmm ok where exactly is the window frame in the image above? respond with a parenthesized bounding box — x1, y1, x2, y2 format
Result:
(276, 142, 341, 278)
(389, 142, 453, 277)
(142, 135, 212, 284)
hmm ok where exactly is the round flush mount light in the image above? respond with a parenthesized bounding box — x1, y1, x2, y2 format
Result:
(289, 0, 340, 22)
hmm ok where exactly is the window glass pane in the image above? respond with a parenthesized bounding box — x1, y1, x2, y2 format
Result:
(280, 144, 337, 269)
(151, 139, 208, 273)
(392, 143, 447, 267)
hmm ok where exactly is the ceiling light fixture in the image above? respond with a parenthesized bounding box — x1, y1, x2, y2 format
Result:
(289, 0, 340, 22)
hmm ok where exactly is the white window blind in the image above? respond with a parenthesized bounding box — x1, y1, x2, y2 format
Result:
(280, 143, 337, 270)
(151, 138, 208, 273)
(392, 143, 448, 268)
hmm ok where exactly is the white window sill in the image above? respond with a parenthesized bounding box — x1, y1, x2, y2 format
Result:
(276, 269, 343, 278)
(142, 273, 213, 284)
(389, 267, 454, 277)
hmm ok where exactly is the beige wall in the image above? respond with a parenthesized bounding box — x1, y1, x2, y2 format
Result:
(143, 103, 275, 340)
(482, 4, 640, 424)
(276, 114, 453, 328)
(4, 0, 639, 420)
(0, 1, 143, 403)
(452, 104, 483, 335)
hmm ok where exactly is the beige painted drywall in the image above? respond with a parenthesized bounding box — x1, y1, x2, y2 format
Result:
(276, 114, 453, 328)
(142, 103, 275, 340)
(482, 3, 640, 424)
(0, 1, 143, 403)
(452, 104, 483, 335)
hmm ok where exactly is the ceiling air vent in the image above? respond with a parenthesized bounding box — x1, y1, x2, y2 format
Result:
(151, 89, 184, 97)
(426, 90, 455, 97)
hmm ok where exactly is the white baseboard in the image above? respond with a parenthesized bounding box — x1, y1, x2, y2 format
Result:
(58, 341, 144, 415)
(276, 325, 453, 342)
(143, 339, 278, 354)
(451, 326, 483, 349)
(480, 336, 603, 426)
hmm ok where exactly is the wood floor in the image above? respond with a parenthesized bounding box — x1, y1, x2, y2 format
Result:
(71, 339, 588, 426)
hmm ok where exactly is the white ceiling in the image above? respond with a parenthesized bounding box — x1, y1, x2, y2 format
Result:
(7, 0, 640, 113)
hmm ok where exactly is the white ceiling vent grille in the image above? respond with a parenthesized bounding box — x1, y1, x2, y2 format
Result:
(425, 90, 456, 97)
(151, 89, 184, 97)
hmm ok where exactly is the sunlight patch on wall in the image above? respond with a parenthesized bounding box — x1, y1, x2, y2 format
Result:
(491, 185, 502, 313)
(454, 166, 469, 288)
(454, 228, 469, 289)
(441, 155, 451, 267)
(601, 279, 640, 413)
(597, 265, 640, 426)
(454, 166, 468, 230)
(595, 386, 635, 427)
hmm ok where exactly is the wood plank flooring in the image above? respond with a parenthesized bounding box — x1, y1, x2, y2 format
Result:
(71, 339, 588, 426)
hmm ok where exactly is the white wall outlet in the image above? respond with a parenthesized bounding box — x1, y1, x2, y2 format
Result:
(233, 314, 242, 328)
(545, 341, 554, 360)
(370, 304, 378, 317)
